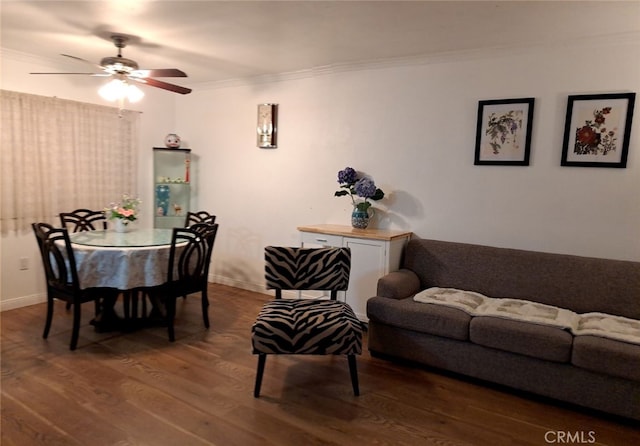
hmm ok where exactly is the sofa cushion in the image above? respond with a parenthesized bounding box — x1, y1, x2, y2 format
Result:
(572, 335, 640, 381)
(469, 316, 573, 362)
(366, 296, 470, 341)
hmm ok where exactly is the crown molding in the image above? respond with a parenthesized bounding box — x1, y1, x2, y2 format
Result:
(192, 31, 640, 91)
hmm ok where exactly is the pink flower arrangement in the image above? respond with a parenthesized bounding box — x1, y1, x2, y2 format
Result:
(105, 194, 141, 222)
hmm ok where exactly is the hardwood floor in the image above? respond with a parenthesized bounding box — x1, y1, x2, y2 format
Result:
(2, 284, 638, 445)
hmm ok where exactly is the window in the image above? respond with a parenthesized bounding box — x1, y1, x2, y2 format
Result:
(0, 90, 139, 233)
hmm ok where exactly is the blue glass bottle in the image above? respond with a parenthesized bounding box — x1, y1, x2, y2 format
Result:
(156, 185, 170, 216)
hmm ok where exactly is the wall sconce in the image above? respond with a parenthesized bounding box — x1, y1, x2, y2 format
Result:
(257, 103, 278, 148)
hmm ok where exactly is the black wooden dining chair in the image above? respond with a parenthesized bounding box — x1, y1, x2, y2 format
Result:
(60, 209, 108, 232)
(164, 223, 219, 341)
(184, 211, 216, 227)
(179, 211, 216, 302)
(251, 246, 363, 397)
(59, 208, 114, 312)
(32, 222, 107, 350)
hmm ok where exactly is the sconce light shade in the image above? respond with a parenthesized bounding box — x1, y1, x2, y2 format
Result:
(257, 103, 278, 148)
(99, 79, 145, 103)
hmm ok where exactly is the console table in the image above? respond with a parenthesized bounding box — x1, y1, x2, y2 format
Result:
(298, 224, 412, 321)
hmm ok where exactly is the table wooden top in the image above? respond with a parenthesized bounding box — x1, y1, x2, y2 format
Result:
(297, 224, 412, 241)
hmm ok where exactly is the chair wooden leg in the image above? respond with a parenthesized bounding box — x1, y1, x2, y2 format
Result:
(348, 355, 360, 396)
(254, 354, 267, 398)
(123, 292, 131, 319)
(201, 291, 210, 329)
(70, 301, 81, 351)
(167, 296, 176, 342)
(43, 297, 54, 339)
(141, 292, 148, 318)
(131, 291, 139, 319)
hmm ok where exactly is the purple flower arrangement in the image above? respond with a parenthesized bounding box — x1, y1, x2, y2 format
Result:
(334, 167, 385, 212)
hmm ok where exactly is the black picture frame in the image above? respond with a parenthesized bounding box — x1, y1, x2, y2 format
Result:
(561, 93, 635, 168)
(474, 97, 535, 166)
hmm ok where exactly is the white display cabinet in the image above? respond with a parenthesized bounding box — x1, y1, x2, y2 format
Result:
(153, 147, 192, 229)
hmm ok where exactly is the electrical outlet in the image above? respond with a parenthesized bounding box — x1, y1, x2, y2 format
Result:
(19, 257, 29, 270)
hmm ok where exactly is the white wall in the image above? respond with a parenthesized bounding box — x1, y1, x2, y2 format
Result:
(176, 41, 640, 291)
(2, 36, 639, 308)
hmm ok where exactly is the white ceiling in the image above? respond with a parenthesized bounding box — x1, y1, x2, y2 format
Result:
(2, 1, 640, 91)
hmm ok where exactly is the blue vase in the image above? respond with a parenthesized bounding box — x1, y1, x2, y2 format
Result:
(156, 185, 170, 216)
(351, 207, 370, 229)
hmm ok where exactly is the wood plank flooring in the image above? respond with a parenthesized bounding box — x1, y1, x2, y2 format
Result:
(2, 284, 638, 445)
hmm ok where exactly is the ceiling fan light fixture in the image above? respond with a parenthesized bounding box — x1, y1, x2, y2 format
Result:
(98, 78, 144, 103)
(126, 83, 145, 103)
(100, 56, 139, 73)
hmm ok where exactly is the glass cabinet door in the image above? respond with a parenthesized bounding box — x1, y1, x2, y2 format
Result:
(153, 147, 192, 228)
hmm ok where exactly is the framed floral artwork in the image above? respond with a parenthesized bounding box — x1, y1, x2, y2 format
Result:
(561, 93, 635, 168)
(474, 98, 535, 166)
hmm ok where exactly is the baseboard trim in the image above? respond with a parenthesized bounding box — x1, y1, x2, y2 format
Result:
(1, 276, 303, 312)
(1, 293, 46, 312)
(208, 275, 316, 300)
(209, 274, 268, 294)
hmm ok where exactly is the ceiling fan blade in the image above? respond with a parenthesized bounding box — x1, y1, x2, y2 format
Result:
(30, 72, 109, 76)
(31, 53, 109, 76)
(132, 77, 192, 95)
(132, 68, 187, 78)
(61, 54, 106, 71)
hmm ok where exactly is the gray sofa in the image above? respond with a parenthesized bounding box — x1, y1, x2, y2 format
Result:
(366, 238, 640, 420)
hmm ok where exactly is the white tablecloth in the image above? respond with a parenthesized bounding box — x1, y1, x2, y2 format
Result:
(67, 229, 176, 290)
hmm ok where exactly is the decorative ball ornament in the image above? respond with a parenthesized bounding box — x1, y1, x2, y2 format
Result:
(164, 133, 181, 148)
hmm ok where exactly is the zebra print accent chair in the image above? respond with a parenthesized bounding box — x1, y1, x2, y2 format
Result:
(251, 246, 363, 397)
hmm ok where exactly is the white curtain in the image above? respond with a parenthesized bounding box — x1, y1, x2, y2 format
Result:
(0, 90, 139, 234)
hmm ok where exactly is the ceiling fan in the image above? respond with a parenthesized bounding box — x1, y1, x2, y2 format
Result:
(30, 34, 192, 95)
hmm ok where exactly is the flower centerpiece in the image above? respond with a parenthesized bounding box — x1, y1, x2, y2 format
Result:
(334, 167, 385, 229)
(105, 194, 141, 232)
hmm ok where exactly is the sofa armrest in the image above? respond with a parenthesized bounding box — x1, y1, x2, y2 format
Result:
(376, 269, 421, 300)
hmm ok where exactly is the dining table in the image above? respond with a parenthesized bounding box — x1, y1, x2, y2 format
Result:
(67, 227, 177, 331)
(69, 228, 175, 289)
